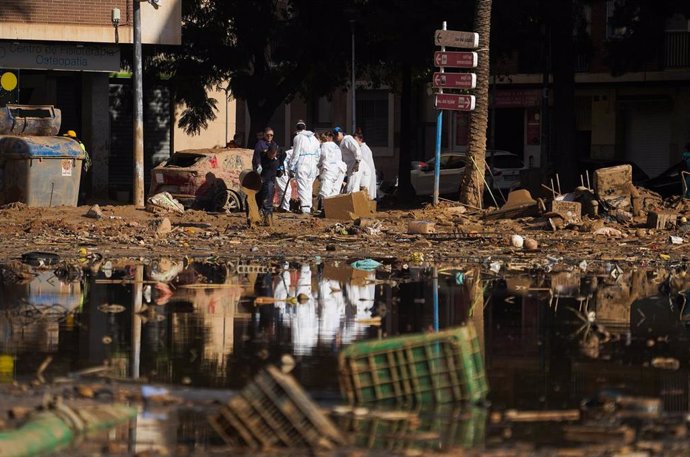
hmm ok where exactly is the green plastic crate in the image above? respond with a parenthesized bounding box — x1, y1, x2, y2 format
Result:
(210, 365, 346, 449)
(338, 324, 488, 405)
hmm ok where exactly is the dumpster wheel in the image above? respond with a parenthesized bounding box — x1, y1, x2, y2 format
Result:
(216, 189, 243, 213)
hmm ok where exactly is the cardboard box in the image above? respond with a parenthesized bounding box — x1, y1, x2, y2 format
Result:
(323, 191, 375, 220)
(323, 263, 370, 286)
(593, 165, 632, 198)
(548, 200, 582, 220)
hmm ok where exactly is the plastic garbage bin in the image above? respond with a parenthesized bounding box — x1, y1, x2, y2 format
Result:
(0, 135, 85, 207)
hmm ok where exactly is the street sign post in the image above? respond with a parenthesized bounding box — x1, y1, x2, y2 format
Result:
(434, 51, 478, 68)
(433, 72, 476, 89)
(434, 30, 479, 49)
(435, 94, 476, 111)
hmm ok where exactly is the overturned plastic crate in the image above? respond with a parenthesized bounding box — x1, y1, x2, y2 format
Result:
(338, 324, 488, 405)
(333, 406, 487, 452)
(209, 365, 345, 450)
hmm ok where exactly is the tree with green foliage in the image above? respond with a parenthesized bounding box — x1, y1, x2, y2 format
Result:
(152, 0, 355, 144)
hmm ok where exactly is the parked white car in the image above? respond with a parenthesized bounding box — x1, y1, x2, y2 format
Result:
(410, 150, 524, 196)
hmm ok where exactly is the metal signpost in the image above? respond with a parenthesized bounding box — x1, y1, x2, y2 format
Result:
(432, 24, 479, 206)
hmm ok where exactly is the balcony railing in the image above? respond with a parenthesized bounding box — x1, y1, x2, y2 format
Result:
(665, 31, 690, 68)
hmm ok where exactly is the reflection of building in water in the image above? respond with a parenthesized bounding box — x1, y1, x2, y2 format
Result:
(170, 277, 242, 381)
(0, 271, 82, 354)
(487, 270, 690, 413)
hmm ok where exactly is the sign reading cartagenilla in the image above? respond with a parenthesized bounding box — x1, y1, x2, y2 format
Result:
(0, 43, 120, 72)
(435, 94, 476, 112)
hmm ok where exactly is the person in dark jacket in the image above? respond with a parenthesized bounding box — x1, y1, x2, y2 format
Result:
(256, 143, 286, 225)
(253, 127, 279, 173)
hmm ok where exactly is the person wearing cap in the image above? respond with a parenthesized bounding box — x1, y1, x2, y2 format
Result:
(317, 130, 347, 203)
(339, 130, 371, 194)
(333, 126, 344, 146)
(288, 120, 321, 214)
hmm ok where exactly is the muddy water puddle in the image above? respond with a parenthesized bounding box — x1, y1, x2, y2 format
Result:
(2, 258, 690, 454)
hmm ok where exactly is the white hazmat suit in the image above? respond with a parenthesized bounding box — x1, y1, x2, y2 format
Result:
(360, 142, 377, 200)
(275, 148, 293, 211)
(318, 141, 347, 198)
(288, 131, 321, 214)
(340, 135, 371, 194)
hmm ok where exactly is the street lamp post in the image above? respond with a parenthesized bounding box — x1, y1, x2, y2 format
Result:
(350, 19, 356, 132)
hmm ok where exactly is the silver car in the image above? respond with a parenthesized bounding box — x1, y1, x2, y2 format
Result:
(410, 150, 524, 196)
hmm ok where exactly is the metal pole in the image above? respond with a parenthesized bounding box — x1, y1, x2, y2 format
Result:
(132, 0, 145, 207)
(350, 20, 356, 132)
(433, 21, 447, 206)
(433, 267, 439, 331)
(225, 88, 229, 146)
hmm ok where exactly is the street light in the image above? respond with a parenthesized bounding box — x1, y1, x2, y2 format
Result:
(350, 19, 356, 132)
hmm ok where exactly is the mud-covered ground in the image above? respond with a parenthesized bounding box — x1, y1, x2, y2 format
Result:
(0, 199, 688, 268)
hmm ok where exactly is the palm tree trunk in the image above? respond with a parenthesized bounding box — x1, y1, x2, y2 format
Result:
(459, 0, 492, 208)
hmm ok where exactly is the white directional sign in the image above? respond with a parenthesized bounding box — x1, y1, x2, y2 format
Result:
(434, 30, 479, 49)
(433, 72, 476, 89)
(435, 94, 476, 111)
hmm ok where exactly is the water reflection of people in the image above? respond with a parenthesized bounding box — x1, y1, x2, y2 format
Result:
(317, 275, 346, 344)
(292, 264, 317, 355)
(273, 264, 292, 309)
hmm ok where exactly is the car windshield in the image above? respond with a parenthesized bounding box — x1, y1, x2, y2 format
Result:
(491, 155, 524, 169)
(165, 153, 206, 168)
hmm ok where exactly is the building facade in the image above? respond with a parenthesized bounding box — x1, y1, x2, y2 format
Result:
(0, 1, 238, 201)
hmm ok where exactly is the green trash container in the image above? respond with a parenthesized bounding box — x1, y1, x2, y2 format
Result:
(0, 135, 85, 207)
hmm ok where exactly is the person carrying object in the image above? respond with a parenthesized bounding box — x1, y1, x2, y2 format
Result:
(317, 130, 347, 202)
(256, 143, 286, 224)
(288, 120, 321, 214)
(253, 127, 279, 174)
(337, 129, 371, 194)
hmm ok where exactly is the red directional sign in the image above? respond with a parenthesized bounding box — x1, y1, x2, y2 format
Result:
(432, 72, 476, 89)
(434, 51, 478, 68)
(435, 94, 476, 111)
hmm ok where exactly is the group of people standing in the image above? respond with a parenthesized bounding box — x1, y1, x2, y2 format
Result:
(252, 120, 377, 218)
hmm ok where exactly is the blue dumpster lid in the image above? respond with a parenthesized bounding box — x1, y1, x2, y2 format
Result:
(0, 135, 85, 159)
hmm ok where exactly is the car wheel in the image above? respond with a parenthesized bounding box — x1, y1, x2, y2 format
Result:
(216, 190, 243, 213)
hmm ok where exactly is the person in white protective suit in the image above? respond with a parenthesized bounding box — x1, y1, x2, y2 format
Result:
(273, 262, 292, 310)
(275, 148, 293, 212)
(317, 130, 347, 202)
(317, 271, 346, 345)
(288, 120, 321, 214)
(358, 135, 378, 200)
(336, 129, 371, 194)
(292, 263, 317, 355)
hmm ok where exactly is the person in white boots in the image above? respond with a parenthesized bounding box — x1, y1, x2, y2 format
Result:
(288, 120, 321, 214)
